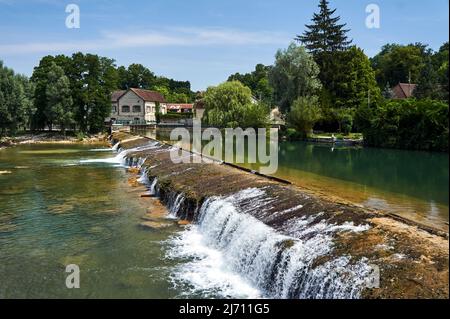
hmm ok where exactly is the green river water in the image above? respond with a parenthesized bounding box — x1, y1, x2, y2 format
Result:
(0, 143, 257, 298)
(0, 136, 448, 298)
(139, 128, 449, 231)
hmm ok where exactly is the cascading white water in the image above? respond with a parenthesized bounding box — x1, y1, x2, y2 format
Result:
(168, 193, 185, 217)
(149, 178, 158, 196)
(112, 142, 120, 151)
(80, 142, 160, 167)
(168, 188, 372, 299)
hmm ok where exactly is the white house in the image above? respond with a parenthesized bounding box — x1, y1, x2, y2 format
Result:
(107, 88, 167, 125)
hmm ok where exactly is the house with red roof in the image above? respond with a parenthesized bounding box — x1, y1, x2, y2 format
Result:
(166, 103, 194, 113)
(107, 88, 167, 125)
(392, 83, 417, 99)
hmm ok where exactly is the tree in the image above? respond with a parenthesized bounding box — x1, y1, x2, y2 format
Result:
(45, 63, 74, 135)
(415, 55, 442, 100)
(334, 108, 353, 134)
(297, 0, 352, 55)
(228, 64, 273, 102)
(287, 96, 322, 137)
(360, 99, 448, 152)
(31, 56, 59, 130)
(203, 81, 269, 128)
(432, 42, 449, 102)
(0, 61, 34, 136)
(370, 43, 428, 88)
(118, 64, 155, 89)
(269, 43, 322, 113)
(333, 47, 381, 109)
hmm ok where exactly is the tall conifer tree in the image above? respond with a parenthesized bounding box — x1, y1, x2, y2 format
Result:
(297, 0, 352, 54)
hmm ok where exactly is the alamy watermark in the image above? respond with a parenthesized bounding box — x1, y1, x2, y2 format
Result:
(65, 4, 80, 29)
(65, 264, 80, 289)
(366, 4, 381, 29)
(170, 120, 279, 175)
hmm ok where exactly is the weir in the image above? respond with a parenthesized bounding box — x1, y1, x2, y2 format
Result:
(112, 132, 449, 299)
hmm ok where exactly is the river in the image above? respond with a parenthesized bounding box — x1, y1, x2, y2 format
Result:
(135, 128, 449, 231)
(0, 143, 259, 298)
(0, 136, 448, 298)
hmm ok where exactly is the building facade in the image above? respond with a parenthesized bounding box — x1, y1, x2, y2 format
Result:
(107, 88, 167, 125)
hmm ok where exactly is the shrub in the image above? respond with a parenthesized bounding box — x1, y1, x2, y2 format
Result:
(287, 96, 322, 138)
(361, 99, 448, 152)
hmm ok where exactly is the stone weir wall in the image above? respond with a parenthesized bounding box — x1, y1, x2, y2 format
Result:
(112, 132, 449, 299)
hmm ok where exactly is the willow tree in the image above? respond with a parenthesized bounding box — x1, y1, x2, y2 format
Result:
(203, 81, 269, 128)
(269, 43, 322, 113)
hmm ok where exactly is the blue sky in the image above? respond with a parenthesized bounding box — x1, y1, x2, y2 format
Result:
(0, 0, 448, 91)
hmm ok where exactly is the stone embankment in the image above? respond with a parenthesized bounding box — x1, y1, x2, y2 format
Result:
(113, 131, 449, 299)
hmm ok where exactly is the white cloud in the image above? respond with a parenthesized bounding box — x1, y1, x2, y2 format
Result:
(0, 27, 290, 55)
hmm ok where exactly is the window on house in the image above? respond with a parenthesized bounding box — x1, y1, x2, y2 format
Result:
(112, 105, 117, 113)
(122, 105, 130, 113)
(133, 105, 141, 113)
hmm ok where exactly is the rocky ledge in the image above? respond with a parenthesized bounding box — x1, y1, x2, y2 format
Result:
(112, 131, 449, 299)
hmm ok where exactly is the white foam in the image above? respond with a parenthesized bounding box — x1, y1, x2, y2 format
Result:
(167, 225, 262, 299)
(167, 188, 372, 299)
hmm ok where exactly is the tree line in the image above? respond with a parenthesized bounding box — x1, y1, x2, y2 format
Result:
(0, 54, 195, 137)
(203, 0, 448, 151)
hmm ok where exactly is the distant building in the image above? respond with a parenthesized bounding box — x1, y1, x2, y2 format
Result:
(166, 103, 194, 113)
(392, 83, 417, 99)
(107, 88, 167, 125)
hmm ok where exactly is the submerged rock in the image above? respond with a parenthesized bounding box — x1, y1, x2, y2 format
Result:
(127, 167, 141, 174)
(177, 220, 191, 226)
(139, 221, 173, 230)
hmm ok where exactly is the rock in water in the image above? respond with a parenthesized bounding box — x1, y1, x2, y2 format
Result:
(139, 221, 173, 230)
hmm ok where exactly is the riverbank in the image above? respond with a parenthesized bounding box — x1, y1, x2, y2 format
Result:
(112, 131, 449, 299)
(0, 133, 109, 150)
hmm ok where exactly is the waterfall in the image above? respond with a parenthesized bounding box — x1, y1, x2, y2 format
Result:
(168, 188, 372, 299)
(168, 193, 185, 217)
(80, 147, 128, 166)
(112, 142, 120, 151)
(80, 142, 159, 167)
(149, 178, 158, 196)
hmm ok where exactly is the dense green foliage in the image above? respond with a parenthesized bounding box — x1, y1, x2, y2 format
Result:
(356, 99, 449, 152)
(0, 61, 34, 136)
(228, 64, 273, 103)
(44, 63, 74, 135)
(202, 81, 269, 128)
(287, 96, 322, 137)
(31, 53, 118, 133)
(1, 54, 196, 135)
(371, 42, 449, 102)
(269, 43, 322, 113)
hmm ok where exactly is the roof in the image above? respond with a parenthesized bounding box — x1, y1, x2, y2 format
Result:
(392, 83, 417, 99)
(166, 103, 194, 110)
(111, 88, 166, 103)
(111, 90, 126, 102)
(129, 88, 166, 103)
